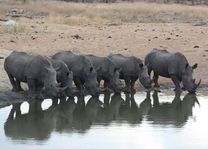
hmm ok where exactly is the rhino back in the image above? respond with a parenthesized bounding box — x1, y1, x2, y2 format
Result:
(145, 49, 188, 77)
(108, 54, 127, 68)
(24, 55, 54, 81)
(53, 51, 92, 78)
(4, 51, 33, 82)
(86, 55, 115, 77)
(120, 56, 142, 77)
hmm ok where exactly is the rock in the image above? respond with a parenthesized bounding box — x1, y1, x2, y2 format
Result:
(10, 39, 15, 43)
(193, 45, 200, 48)
(193, 22, 207, 26)
(134, 29, 139, 32)
(71, 34, 83, 40)
(31, 36, 36, 40)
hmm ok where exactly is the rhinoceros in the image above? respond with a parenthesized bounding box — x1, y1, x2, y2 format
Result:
(108, 54, 152, 93)
(145, 48, 201, 97)
(85, 55, 122, 94)
(49, 59, 78, 98)
(52, 51, 101, 97)
(4, 51, 67, 99)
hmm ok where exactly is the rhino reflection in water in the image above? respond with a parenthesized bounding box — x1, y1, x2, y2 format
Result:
(4, 92, 198, 141)
(4, 100, 56, 140)
(148, 91, 199, 126)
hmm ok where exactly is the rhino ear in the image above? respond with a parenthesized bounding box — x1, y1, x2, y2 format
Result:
(192, 63, 198, 70)
(44, 67, 53, 73)
(139, 63, 144, 68)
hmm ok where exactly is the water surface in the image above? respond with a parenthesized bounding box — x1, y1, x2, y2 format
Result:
(0, 91, 208, 149)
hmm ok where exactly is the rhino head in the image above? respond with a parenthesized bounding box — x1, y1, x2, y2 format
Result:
(108, 68, 122, 94)
(54, 61, 78, 97)
(182, 63, 201, 93)
(138, 63, 152, 89)
(54, 61, 72, 87)
(84, 67, 101, 97)
(43, 66, 67, 98)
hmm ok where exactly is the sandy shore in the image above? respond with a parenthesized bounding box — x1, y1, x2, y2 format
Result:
(0, 22, 208, 92)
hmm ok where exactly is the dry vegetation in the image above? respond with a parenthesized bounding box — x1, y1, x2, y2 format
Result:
(0, 24, 26, 33)
(1, 1, 208, 25)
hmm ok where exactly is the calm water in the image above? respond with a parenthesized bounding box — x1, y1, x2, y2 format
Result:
(0, 91, 208, 149)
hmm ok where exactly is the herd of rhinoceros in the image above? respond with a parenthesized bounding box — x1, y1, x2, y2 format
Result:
(3, 48, 201, 100)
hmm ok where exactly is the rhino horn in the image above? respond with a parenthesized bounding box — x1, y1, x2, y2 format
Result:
(194, 79, 201, 89)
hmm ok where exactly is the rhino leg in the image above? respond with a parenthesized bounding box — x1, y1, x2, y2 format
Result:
(104, 91, 111, 106)
(36, 82, 44, 100)
(103, 80, 111, 92)
(97, 78, 102, 88)
(148, 68, 152, 76)
(130, 79, 136, 94)
(171, 75, 182, 98)
(103, 80, 108, 88)
(153, 72, 160, 87)
(124, 77, 131, 93)
(27, 79, 38, 100)
(7, 104, 21, 124)
(16, 80, 24, 91)
(74, 79, 84, 95)
(51, 98, 59, 106)
(7, 73, 19, 92)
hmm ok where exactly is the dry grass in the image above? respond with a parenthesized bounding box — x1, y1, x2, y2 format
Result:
(46, 15, 122, 26)
(0, 1, 208, 25)
(0, 24, 26, 33)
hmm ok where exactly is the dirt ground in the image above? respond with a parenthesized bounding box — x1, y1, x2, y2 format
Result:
(0, 20, 208, 92)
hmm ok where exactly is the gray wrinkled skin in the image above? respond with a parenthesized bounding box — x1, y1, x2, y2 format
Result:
(52, 51, 100, 97)
(49, 59, 78, 98)
(108, 54, 152, 93)
(145, 48, 200, 97)
(4, 51, 65, 99)
(85, 55, 122, 94)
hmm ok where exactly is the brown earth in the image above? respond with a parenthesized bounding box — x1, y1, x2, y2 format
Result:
(0, 21, 208, 92)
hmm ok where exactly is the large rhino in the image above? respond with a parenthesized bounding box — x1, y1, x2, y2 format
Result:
(52, 51, 101, 97)
(4, 51, 67, 99)
(85, 55, 122, 94)
(108, 54, 152, 93)
(145, 48, 201, 97)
